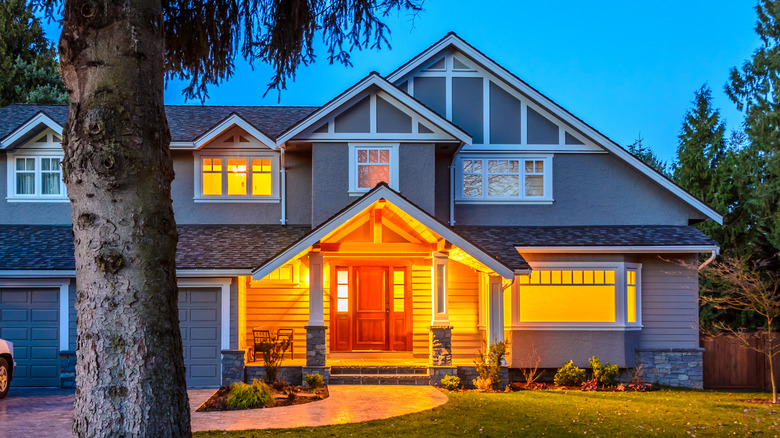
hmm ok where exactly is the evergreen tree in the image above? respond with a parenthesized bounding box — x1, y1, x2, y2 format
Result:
(0, 0, 66, 106)
(625, 135, 671, 177)
(726, 0, 780, 258)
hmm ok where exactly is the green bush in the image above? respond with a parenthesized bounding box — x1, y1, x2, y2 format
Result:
(227, 379, 275, 409)
(304, 373, 324, 388)
(589, 356, 619, 386)
(440, 375, 461, 390)
(257, 336, 291, 384)
(554, 360, 586, 386)
(473, 376, 494, 391)
(473, 339, 508, 389)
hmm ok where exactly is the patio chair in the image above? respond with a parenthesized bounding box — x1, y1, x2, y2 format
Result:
(252, 328, 272, 362)
(277, 328, 294, 359)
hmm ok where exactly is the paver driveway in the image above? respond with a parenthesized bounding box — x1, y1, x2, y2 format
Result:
(0, 385, 447, 436)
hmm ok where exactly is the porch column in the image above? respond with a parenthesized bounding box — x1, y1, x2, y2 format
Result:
(306, 250, 326, 367)
(430, 252, 452, 366)
(486, 274, 504, 344)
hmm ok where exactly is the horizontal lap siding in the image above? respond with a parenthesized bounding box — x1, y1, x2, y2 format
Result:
(448, 261, 481, 359)
(639, 255, 699, 349)
(412, 266, 432, 357)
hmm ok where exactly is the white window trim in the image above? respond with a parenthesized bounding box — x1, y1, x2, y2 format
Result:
(347, 143, 399, 196)
(455, 154, 553, 204)
(193, 150, 281, 202)
(6, 150, 68, 202)
(512, 261, 642, 330)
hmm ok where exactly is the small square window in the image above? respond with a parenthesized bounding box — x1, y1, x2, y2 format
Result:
(349, 144, 398, 195)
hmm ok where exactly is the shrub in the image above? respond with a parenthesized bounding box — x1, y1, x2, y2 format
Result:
(227, 379, 275, 409)
(518, 343, 542, 385)
(440, 375, 461, 390)
(473, 339, 509, 389)
(473, 376, 493, 392)
(589, 356, 619, 386)
(304, 373, 324, 388)
(257, 336, 291, 384)
(554, 360, 586, 386)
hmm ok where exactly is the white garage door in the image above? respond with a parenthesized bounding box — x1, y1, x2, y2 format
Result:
(178, 288, 222, 388)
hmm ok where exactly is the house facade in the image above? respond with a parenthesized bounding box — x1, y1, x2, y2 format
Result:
(0, 33, 719, 389)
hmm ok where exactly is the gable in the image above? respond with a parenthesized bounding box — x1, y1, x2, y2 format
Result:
(199, 125, 273, 151)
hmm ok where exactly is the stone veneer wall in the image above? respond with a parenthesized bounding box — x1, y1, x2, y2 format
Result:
(245, 365, 303, 385)
(305, 326, 327, 367)
(636, 348, 704, 389)
(221, 350, 245, 386)
(430, 326, 453, 366)
(59, 351, 76, 388)
(457, 366, 509, 390)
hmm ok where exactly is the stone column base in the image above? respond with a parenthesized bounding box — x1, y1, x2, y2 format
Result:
(430, 325, 453, 366)
(636, 348, 704, 389)
(59, 351, 76, 388)
(221, 350, 246, 386)
(306, 325, 327, 367)
(302, 366, 331, 385)
(429, 366, 458, 386)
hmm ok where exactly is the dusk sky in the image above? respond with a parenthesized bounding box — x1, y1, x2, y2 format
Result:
(41, 1, 761, 162)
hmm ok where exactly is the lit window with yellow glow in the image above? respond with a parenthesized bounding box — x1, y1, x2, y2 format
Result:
(393, 269, 405, 313)
(199, 155, 277, 199)
(336, 269, 349, 313)
(627, 269, 637, 323)
(519, 270, 616, 323)
(202, 158, 223, 195)
(252, 158, 272, 196)
(227, 158, 247, 195)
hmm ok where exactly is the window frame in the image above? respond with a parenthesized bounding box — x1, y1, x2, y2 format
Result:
(6, 151, 68, 202)
(513, 262, 642, 330)
(193, 150, 280, 202)
(347, 143, 399, 196)
(455, 154, 553, 204)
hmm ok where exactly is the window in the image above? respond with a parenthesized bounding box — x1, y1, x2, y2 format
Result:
(8, 155, 66, 200)
(195, 153, 278, 201)
(393, 269, 406, 312)
(626, 266, 641, 325)
(336, 269, 349, 312)
(458, 155, 552, 202)
(348, 144, 399, 195)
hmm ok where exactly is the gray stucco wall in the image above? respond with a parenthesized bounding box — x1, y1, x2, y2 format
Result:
(434, 151, 451, 223)
(511, 330, 640, 369)
(284, 149, 312, 225)
(0, 153, 72, 225)
(311, 143, 436, 226)
(454, 153, 705, 226)
(170, 151, 283, 224)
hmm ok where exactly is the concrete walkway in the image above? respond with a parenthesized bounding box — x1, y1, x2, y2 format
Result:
(0, 385, 448, 436)
(191, 385, 449, 432)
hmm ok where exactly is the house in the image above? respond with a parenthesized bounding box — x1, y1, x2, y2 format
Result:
(0, 33, 719, 389)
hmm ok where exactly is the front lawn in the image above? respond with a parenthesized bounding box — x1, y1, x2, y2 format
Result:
(194, 389, 780, 437)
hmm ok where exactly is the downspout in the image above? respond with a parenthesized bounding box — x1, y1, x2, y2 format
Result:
(698, 247, 719, 271)
(280, 146, 287, 225)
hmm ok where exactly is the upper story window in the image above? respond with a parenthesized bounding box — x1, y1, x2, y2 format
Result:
(6, 131, 67, 202)
(195, 153, 279, 202)
(456, 155, 552, 203)
(348, 143, 399, 195)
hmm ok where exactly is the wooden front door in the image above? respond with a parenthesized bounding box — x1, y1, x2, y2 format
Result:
(353, 266, 388, 350)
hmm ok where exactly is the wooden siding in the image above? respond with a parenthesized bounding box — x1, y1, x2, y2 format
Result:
(448, 260, 482, 359)
(639, 254, 699, 349)
(411, 265, 432, 357)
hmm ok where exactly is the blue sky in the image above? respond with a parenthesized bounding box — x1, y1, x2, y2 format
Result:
(40, 1, 760, 162)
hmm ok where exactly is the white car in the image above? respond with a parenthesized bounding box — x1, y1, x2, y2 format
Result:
(0, 338, 14, 399)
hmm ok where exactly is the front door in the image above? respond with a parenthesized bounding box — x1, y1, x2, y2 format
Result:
(353, 266, 388, 350)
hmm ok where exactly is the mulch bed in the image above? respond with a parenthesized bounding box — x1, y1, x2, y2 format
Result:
(196, 385, 329, 412)
(508, 381, 656, 392)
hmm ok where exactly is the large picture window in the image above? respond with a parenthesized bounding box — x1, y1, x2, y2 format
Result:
(196, 153, 278, 201)
(458, 155, 552, 202)
(348, 144, 399, 195)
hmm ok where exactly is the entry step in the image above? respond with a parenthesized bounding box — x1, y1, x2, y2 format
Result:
(328, 374, 430, 385)
(330, 366, 428, 376)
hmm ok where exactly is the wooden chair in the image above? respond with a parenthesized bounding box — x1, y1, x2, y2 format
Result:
(277, 328, 294, 359)
(252, 328, 272, 362)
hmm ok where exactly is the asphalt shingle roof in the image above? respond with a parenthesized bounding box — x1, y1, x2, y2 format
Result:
(0, 104, 319, 143)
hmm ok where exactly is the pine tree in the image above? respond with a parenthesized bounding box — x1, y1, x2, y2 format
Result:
(625, 135, 671, 177)
(0, 0, 66, 106)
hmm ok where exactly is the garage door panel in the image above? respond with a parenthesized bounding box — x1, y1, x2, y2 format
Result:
(1, 291, 28, 303)
(30, 365, 58, 378)
(13, 347, 28, 360)
(31, 290, 58, 303)
(190, 346, 219, 359)
(190, 290, 219, 304)
(190, 309, 218, 323)
(178, 287, 221, 388)
(31, 327, 58, 341)
(190, 327, 218, 341)
(1, 327, 29, 341)
(190, 364, 219, 378)
(31, 346, 58, 359)
(2, 309, 29, 321)
(31, 309, 59, 322)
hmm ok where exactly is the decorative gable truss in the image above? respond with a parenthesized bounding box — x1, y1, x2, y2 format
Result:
(278, 73, 471, 144)
(5, 127, 67, 201)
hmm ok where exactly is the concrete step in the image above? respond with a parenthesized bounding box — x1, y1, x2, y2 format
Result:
(328, 374, 431, 385)
(330, 365, 428, 376)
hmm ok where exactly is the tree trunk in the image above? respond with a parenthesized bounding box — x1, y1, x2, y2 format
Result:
(58, 0, 191, 436)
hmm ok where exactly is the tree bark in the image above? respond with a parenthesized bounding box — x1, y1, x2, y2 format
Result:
(58, 0, 191, 436)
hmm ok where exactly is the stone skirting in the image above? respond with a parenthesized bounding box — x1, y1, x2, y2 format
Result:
(429, 366, 458, 386)
(245, 365, 303, 385)
(305, 326, 327, 367)
(59, 351, 76, 388)
(221, 350, 246, 386)
(457, 365, 509, 390)
(302, 366, 331, 385)
(430, 326, 453, 366)
(636, 348, 704, 389)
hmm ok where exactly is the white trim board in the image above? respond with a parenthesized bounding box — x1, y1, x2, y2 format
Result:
(177, 277, 232, 351)
(252, 184, 516, 280)
(515, 245, 719, 254)
(386, 33, 723, 225)
(0, 112, 64, 149)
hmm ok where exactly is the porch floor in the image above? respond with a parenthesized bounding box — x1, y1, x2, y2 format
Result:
(245, 357, 473, 367)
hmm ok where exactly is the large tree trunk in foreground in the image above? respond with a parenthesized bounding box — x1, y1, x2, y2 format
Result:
(59, 0, 190, 436)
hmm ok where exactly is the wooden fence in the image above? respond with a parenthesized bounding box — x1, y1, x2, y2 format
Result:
(701, 332, 780, 391)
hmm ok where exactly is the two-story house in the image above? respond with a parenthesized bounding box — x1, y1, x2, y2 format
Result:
(0, 33, 720, 389)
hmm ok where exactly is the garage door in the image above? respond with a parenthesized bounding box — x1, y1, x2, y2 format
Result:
(178, 288, 221, 388)
(0, 288, 60, 387)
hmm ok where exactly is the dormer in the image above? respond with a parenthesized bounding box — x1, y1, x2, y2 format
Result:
(5, 128, 67, 202)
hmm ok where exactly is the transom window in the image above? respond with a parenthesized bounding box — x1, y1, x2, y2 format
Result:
(458, 155, 552, 202)
(10, 156, 66, 199)
(348, 144, 399, 195)
(196, 154, 278, 201)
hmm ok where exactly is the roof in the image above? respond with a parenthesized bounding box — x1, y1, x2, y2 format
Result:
(0, 224, 310, 271)
(0, 104, 318, 144)
(455, 225, 717, 251)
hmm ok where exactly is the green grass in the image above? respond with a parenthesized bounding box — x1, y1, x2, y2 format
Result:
(194, 389, 780, 437)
